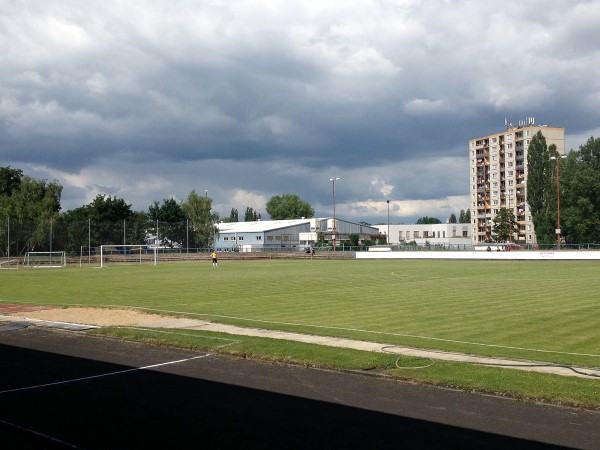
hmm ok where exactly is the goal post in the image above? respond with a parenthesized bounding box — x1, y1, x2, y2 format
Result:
(24, 251, 67, 268)
(100, 245, 157, 268)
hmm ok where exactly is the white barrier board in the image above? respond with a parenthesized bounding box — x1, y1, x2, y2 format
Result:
(356, 251, 600, 261)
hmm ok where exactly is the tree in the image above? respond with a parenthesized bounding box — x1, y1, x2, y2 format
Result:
(0, 166, 23, 196)
(560, 136, 600, 244)
(265, 194, 314, 220)
(459, 209, 471, 223)
(2, 175, 62, 254)
(88, 195, 135, 246)
(148, 198, 186, 247)
(229, 209, 239, 222)
(492, 208, 518, 242)
(58, 194, 142, 253)
(448, 213, 457, 223)
(181, 190, 217, 248)
(244, 207, 261, 222)
(526, 131, 557, 244)
(416, 216, 441, 224)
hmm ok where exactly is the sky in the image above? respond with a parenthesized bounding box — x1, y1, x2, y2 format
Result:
(2, 0, 599, 224)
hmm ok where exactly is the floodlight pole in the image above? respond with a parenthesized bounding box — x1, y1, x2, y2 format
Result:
(330, 177, 340, 251)
(550, 155, 567, 249)
(387, 200, 390, 244)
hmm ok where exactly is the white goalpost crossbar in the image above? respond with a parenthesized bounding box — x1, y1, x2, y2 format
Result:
(100, 245, 157, 268)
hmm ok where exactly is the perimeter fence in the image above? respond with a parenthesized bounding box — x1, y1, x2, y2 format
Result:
(1, 217, 600, 261)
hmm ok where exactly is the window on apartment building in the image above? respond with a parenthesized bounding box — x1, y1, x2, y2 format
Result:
(256, 236, 262, 240)
(238, 236, 244, 241)
(492, 137, 497, 143)
(267, 236, 273, 241)
(224, 237, 229, 241)
(508, 180, 514, 186)
(508, 170, 514, 176)
(443, 231, 446, 238)
(493, 200, 498, 206)
(493, 182, 498, 188)
(424, 231, 429, 238)
(526, 130, 531, 136)
(506, 143, 512, 149)
(507, 152, 513, 158)
(508, 162, 513, 167)
(414, 231, 420, 239)
(492, 173, 497, 179)
(492, 155, 497, 161)
(491, 164, 497, 170)
(507, 135, 512, 141)
(492, 191, 498, 197)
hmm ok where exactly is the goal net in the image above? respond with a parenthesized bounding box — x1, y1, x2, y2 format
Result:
(24, 251, 67, 268)
(100, 245, 156, 268)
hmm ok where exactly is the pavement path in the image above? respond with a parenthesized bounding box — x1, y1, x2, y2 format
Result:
(2, 313, 599, 379)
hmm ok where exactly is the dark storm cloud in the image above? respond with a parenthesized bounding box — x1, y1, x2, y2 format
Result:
(1, 0, 599, 223)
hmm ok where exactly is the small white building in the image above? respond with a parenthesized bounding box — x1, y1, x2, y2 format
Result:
(375, 223, 472, 248)
(214, 218, 381, 252)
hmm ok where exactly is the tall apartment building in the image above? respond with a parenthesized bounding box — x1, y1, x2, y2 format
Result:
(469, 119, 565, 245)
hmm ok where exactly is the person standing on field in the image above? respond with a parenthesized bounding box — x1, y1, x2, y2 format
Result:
(211, 250, 218, 268)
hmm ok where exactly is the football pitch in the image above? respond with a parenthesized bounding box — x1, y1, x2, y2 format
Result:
(2, 258, 599, 369)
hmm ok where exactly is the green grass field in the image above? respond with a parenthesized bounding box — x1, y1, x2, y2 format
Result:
(2, 259, 599, 406)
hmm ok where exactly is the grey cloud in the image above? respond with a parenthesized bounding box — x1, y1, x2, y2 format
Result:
(1, 0, 598, 223)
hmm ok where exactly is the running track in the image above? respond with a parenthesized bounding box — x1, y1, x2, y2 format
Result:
(1, 326, 599, 449)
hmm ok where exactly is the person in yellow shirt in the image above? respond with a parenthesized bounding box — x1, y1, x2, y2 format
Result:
(210, 250, 218, 268)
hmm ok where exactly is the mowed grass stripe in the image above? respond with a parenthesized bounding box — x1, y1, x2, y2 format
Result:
(1, 259, 598, 366)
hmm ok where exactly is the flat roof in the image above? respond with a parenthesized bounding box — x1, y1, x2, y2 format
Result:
(216, 218, 317, 234)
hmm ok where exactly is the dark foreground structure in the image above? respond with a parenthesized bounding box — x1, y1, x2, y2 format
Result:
(1, 325, 598, 449)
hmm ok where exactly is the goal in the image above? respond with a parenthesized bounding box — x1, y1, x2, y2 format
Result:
(100, 245, 157, 268)
(24, 251, 67, 268)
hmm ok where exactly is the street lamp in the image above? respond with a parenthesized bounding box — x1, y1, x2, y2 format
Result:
(550, 155, 567, 249)
(329, 177, 340, 251)
(387, 200, 390, 244)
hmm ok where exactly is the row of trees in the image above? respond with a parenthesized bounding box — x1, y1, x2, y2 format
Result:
(527, 133, 600, 245)
(0, 169, 322, 255)
(416, 210, 471, 225)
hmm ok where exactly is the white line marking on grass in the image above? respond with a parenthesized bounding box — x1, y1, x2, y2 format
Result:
(0, 353, 212, 396)
(134, 307, 600, 359)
